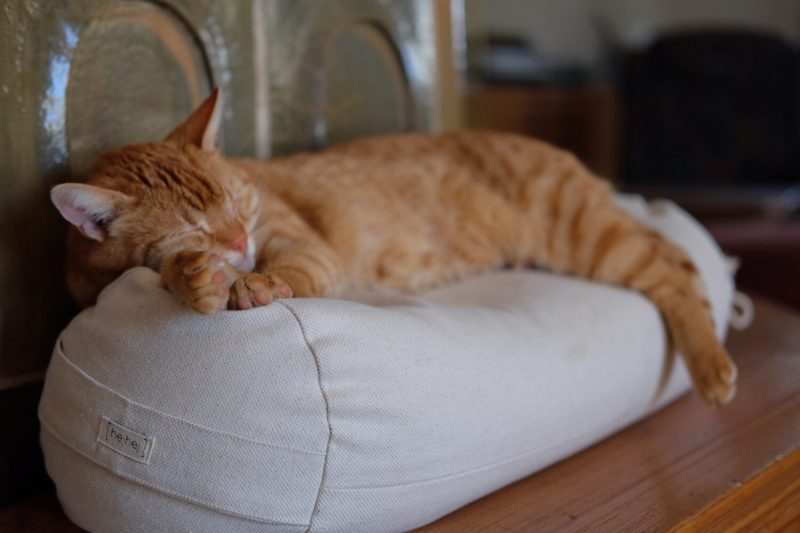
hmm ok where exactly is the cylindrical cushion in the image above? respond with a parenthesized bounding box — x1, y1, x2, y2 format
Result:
(39, 197, 734, 532)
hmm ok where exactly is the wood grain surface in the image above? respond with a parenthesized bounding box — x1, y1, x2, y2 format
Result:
(672, 448, 800, 532)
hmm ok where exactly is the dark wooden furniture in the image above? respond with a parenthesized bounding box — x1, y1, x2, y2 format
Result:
(1, 296, 799, 532)
(466, 85, 621, 180)
(709, 220, 800, 312)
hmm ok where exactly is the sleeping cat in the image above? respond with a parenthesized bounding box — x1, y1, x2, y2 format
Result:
(51, 89, 736, 405)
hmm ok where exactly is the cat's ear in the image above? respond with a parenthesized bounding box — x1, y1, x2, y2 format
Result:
(165, 88, 222, 153)
(51, 183, 133, 242)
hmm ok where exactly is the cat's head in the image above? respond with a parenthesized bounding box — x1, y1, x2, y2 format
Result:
(51, 90, 259, 279)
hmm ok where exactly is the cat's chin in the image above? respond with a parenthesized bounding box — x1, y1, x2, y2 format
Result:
(230, 255, 256, 273)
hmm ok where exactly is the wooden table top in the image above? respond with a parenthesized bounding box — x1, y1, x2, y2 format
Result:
(2, 296, 799, 532)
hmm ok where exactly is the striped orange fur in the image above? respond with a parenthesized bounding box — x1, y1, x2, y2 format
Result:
(51, 90, 737, 405)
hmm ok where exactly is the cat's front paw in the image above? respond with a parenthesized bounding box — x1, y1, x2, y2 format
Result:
(162, 251, 237, 314)
(228, 272, 293, 310)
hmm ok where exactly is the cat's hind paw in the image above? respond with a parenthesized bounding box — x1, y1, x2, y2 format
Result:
(228, 272, 293, 310)
(691, 347, 738, 406)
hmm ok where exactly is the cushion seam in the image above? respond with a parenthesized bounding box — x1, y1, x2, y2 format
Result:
(51, 340, 325, 456)
(277, 301, 333, 533)
(38, 423, 309, 528)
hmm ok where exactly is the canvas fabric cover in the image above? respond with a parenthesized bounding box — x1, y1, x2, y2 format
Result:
(39, 197, 735, 532)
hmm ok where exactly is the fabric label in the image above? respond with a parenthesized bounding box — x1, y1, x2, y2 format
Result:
(97, 417, 154, 464)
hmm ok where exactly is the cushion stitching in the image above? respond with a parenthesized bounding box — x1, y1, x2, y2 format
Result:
(38, 423, 310, 528)
(52, 340, 325, 456)
(277, 301, 333, 533)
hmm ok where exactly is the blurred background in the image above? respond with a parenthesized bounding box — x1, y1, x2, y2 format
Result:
(1, 0, 799, 513)
(462, 0, 800, 311)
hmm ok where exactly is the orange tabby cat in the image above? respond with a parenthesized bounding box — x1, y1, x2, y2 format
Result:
(51, 90, 736, 405)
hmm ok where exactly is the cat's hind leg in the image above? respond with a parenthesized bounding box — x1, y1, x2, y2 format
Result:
(576, 208, 738, 405)
(518, 165, 736, 404)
